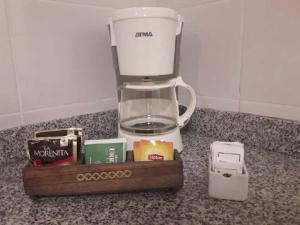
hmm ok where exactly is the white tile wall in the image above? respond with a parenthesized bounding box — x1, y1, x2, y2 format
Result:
(0, 0, 21, 128)
(48, 0, 156, 8)
(5, 0, 119, 127)
(177, 0, 243, 112)
(0, 113, 22, 129)
(240, 0, 300, 119)
(135, 0, 157, 7)
(7, 0, 116, 110)
(47, 0, 136, 9)
(23, 98, 116, 124)
(240, 100, 300, 122)
(157, 0, 217, 10)
(0, 0, 300, 130)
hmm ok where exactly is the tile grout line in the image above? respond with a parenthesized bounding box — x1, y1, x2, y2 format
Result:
(0, 112, 21, 119)
(239, 99, 300, 109)
(22, 97, 118, 125)
(196, 94, 240, 102)
(3, 0, 25, 125)
(196, 95, 240, 112)
(22, 97, 117, 114)
(38, 0, 116, 10)
(196, 95, 300, 108)
(237, 0, 246, 112)
(178, 0, 233, 11)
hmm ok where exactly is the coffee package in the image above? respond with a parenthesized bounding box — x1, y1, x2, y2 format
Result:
(26, 136, 77, 167)
(35, 128, 83, 154)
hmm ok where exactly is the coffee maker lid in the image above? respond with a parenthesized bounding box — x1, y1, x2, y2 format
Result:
(112, 7, 179, 22)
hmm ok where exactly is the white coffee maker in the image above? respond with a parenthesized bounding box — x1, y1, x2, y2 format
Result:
(108, 7, 196, 152)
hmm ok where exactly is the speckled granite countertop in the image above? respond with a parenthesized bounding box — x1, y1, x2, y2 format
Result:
(0, 109, 299, 225)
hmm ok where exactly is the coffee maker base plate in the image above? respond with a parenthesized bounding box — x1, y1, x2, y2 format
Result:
(118, 127, 183, 152)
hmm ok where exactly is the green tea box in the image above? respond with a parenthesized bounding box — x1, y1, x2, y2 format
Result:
(84, 138, 126, 164)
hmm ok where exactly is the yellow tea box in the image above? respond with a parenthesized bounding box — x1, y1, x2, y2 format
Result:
(133, 140, 174, 161)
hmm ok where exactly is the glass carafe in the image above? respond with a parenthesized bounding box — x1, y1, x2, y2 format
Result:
(119, 76, 196, 135)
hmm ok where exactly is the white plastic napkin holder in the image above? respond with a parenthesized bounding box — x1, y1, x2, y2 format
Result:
(208, 154, 249, 201)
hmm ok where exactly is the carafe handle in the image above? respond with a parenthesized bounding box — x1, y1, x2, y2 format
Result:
(174, 76, 197, 128)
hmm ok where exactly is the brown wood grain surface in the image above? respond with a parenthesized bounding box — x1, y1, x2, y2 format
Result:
(23, 151, 183, 196)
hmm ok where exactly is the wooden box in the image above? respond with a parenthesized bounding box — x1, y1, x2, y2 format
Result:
(22, 151, 183, 197)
